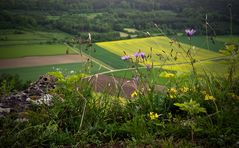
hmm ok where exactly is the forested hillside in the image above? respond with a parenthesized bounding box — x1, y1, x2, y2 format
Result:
(1, 0, 239, 41)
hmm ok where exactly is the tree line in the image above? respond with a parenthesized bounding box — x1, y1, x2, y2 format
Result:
(0, 0, 239, 41)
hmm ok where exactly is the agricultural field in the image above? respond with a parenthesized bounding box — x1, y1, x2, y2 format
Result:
(0, 29, 106, 81)
(121, 28, 139, 38)
(96, 36, 224, 63)
(162, 60, 239, 76)
(1, 30, 236, 81)
(0, 44, 77, 59)
(119, 32, 129, 38)
(46, 13, 103, 21)
(81, 44, 129, 69)
(0, 55, 88, 69)
(172, 35, 225, 51)
(0, 29, 75, 59)
(104, 59, 239, 85)
(0, 29, 71, 43)
(214, 35, 239, 43)
(93, 36, 238, 75)
(0, 62, 106, 81)
(123, 28, 138, 33)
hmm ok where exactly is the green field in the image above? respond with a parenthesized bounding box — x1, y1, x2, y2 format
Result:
(0, 44, 76, 59)
(81, 44, 130, 69)
(214, 35, 239, 43)
(0, 29, 71, 42)
(0, 29, 75, 59)
(0, 29, 111, 81)
(104, 58, 239, 84)
(47, 13, 103, 21)
(162, 60, 239, 75)
(173, 36, 225, 51)
(0, 62, 107, 81)
(123, 28, 138, 33)
(0, 30, 237, 81)
(119, 32, 129, 38)
(77, 35, 238, 75)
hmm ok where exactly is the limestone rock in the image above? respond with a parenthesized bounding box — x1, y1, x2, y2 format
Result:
(0, 74, 57, 118)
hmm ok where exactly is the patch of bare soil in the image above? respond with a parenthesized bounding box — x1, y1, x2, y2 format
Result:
(86, 75, 166, 98)
(0, 55, 88, 69)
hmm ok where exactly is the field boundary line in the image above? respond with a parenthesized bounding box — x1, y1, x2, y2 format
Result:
(85, 55, 230, 78)
(65, 44, 114, 71)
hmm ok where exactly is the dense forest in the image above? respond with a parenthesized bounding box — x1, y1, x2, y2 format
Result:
(1, 0, 239, 41)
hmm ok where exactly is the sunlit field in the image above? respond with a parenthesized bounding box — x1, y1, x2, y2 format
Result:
(93, 36, 237, 74)
(97, 36, 224, 63)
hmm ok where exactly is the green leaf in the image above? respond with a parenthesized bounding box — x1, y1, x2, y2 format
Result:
(174, 99, 206, 116)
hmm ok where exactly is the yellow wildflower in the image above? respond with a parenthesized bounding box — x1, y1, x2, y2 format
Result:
(165, 73, 175, 78)
(159, 72, 175, 78)
(168, 88, 177, 99)
(169, 88, 177, 94)
(131, 91, 138, 98)
(149, 112, 159, 120)
(169, 94, 177, 99)
(180, 87, 189, 93)
(205, 94, 216, 101)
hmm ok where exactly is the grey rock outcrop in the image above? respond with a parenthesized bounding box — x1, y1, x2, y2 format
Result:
(0, 74, 57, 118)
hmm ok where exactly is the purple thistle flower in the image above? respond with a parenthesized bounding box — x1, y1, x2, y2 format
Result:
(134, 52, 140, 58)
(121, 55, 130, 60)
(140, 52, 146, 59)
(134, 52, 146, 59)
(185, 29, 196, 37)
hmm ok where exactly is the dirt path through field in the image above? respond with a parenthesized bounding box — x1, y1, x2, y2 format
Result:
(0, 55, 88, 69)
